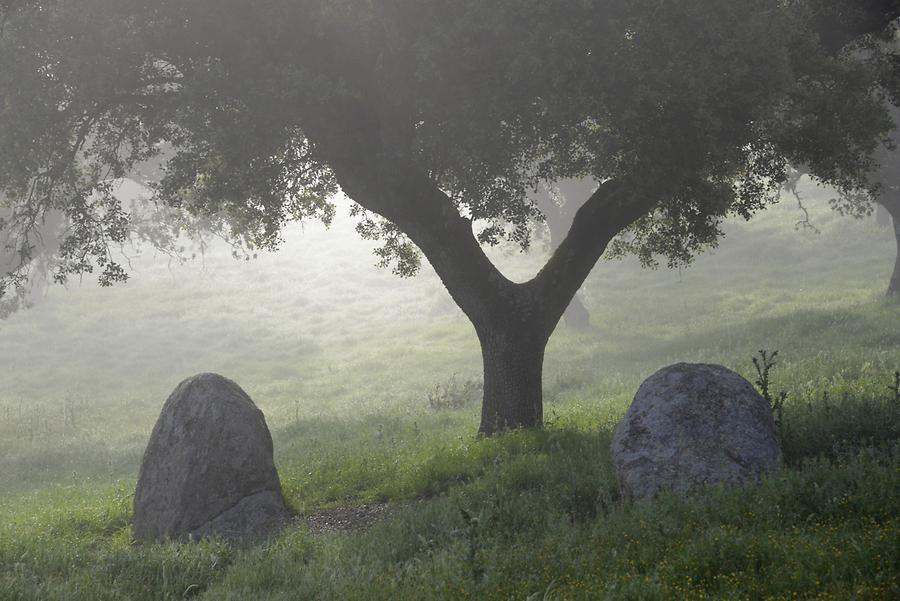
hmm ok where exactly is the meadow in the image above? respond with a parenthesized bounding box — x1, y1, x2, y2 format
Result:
(1, 179, 898, 600)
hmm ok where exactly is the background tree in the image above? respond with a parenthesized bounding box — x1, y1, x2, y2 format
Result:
(1, 0, 898, 434)
(531, 179, 597, 331)
(861, 117, 900, 297)
(790, 160, 900, 297)
(829, 103, 900, 297)
(876, 173, 900, 298)
(781, 22, 900, 298)
(0, 203, 63, 317)
(816, 6, 900, 297)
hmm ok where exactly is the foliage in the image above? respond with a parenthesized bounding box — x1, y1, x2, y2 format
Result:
(779, 387, 900, 465)
(0, 0, 897, 291)
(3, 0, 899, 432)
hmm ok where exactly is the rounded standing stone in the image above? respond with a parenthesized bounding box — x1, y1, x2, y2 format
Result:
(133, 373, 292, 543)
(612, 363, 781, 500)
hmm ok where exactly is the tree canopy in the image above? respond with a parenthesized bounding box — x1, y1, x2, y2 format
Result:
(2, 0, 898, 432)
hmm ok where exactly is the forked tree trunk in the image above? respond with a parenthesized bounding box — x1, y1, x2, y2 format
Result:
(476, 319, 549, 435)
(305, 100, 652, 436)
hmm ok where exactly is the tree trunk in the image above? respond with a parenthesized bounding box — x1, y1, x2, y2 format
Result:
(563, 294, 591, 331)
(879, 197, 900, 298)
(477, 319, 548, 435)
(889, 205, 900, 298)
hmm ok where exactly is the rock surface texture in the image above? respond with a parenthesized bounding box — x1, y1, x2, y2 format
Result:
(133, 373, 291, 543)
(612, 363, 780, 500)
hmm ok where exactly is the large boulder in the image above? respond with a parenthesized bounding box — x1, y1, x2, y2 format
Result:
(612, 363, 780, 500)
(133, 373, 292, 543)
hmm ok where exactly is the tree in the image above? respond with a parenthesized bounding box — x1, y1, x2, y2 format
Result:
(865, 113, 900, 296)
(824, 102, 900, 298)
(876, 173, 900, 298)
(532, 179, 597, 331)
(2, 1, 898, 434)
(815, 4, 900, 297)
(824, 3, 900, 296)
(782, 23, 900, 298)
(790, 155, 900, 297)
(0, 203, 63, 317)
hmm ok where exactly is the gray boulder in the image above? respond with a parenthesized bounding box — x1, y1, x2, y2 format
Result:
(612, 363, 780, 499)
(133, 373, 292, 543)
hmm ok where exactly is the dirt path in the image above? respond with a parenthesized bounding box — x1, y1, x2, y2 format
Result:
(303, 502, 400, 533)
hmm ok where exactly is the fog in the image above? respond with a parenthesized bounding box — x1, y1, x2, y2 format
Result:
(0, 174, 893, 490)
(2, 177, 891, 398)
(2, 2, 899, 598)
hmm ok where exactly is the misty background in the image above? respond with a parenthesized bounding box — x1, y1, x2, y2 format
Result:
(1, 175, 894, 491)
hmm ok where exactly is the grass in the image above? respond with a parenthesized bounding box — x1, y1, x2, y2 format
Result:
(0, 180, 899, 599)
(2, 429, 898, 600)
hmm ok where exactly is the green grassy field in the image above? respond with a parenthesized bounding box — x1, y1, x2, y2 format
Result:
(1, 180, 899, 600)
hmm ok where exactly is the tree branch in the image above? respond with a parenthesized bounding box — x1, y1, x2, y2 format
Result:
(527, 179, 658, 333)
(302, 98, 517, 331)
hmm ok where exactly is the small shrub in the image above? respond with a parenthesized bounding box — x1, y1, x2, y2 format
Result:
(426, 374, 482, 411)
(752, 349, 786, 426)
(780, 387, 900, 465)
